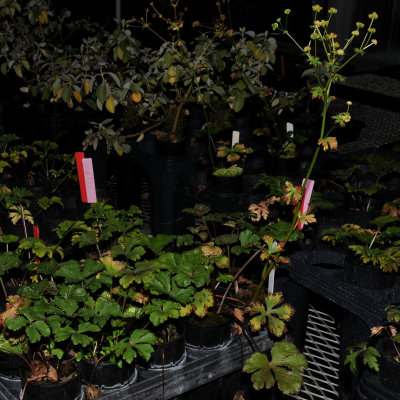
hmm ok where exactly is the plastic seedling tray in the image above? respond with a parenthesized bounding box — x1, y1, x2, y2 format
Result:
(0, 330, 271, 400)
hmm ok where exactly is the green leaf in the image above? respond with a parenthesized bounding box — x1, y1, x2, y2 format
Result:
(4, 316, 28, 331)
(37, 196, 63, 211)
(96, 84, 106, 104)
(243, 352, 274, 390)
(119, 260, 160, 288)
(140, 234, 175, 255)
(215, 234, 239, 245)
(386, 305, 400, 323)
(73, 231, 98, 248)
(216, 273, 235, 283)
(239, 230, 260, 247)
(71, 333, 93, 347)
(243, 342, 308, 394)
(93, 298, 122, 326)
(111, 239, 146, 261)
(129, 329, 157, 361)
(77, 322, 101, 334)
(363, 346, 380, 372)
(54, 326, 75, 342)
(54, 298, 79, 317)
(143, 299, 180, 326)
(26, 325, 41, 343)
(32, 320, 50, 337)
(101, 256, 127, 277)
(55, 260, 81, 282)
(233, 94, 245, 113)
(0, 252, 20, 275)
(60, 285, 87, 301)
(51, 348, 64, 359)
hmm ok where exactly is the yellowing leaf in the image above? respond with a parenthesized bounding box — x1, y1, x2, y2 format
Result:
(298, 212, 317, 225)
(131, 92, 142, 103)
(249, 201, 271, 222)
(105, 97, 115, 113)
(179, 304, 192, 317)
(14, 65, 23, 78)
(167, 66, 178, 84)
(38, 10, 48, 24)
(370, 326, 384, 336)
(201, 243, 222, 257)
(73, 91, 82, 104)
(318, 137, 338, 151)
(84, 79, 90, 95)
(8, 206, 34, 225)
(55, 88, 63, 100)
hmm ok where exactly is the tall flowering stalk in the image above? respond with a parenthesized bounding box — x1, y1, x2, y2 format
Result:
(252, 5, 379, 299)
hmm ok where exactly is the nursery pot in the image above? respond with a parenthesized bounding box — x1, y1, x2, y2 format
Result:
(20, 363, 81, 400)
(80, 358, 136, 389)
(379, 354, 400, 392)
(155, 139, 186, 156)
(211, 174, 242, 195)
(344, 260, 394, 290)
(0, 351, 27, 379)
(184, 313, 231, 349)
(147, 328, 186, 368)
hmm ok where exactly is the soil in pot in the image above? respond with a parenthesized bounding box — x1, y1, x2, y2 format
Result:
(20, 359, 81, 400)
(145, 323, 186, 369)
(184, 312, 231, 349)
(80, 358, 136, 389)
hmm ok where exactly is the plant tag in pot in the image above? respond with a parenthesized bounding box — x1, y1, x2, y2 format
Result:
(267, 241, 278, 293)
(75, 152, 97, 203)
(232, 131, 240, 148)
(286, 122, 294, 138)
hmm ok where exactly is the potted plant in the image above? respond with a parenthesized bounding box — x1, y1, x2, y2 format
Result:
(321, 198, 400, 289)
(209, 142, 253, 195)
(345, 304, 400, 394)
(54, 202, 216, 384)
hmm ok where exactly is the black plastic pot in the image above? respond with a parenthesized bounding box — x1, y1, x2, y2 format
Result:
(147, 329, 186, 368)
(379, 354, 400, 392)
(357, 370, 400, 400)
(184, 313, 231, 349)
(80, 358, 136, 389)
(210, 174, 242, 195)
(155, 139, 186, 156)
(344, 260, 395, 290)
(19, 366, 81, 400)
(0, 352, 27, 379)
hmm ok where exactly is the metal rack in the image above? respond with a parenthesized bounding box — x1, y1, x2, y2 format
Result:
(289, 305, 340, 400)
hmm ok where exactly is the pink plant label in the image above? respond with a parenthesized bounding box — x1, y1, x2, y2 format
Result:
(75, 152, 87, 202)
(82, 158, 97, 203)
(298, 178, 314, 230)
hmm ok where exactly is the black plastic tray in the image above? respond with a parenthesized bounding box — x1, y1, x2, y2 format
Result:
(0, 330, 271, 400)
(286, 251, 400, 327)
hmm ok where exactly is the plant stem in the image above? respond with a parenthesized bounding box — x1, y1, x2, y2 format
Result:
(217, 249, 261, 314)
(0, 278, 7, 300)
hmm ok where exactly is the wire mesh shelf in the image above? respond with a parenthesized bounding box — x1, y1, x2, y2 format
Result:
(288, 305, 340, 400)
